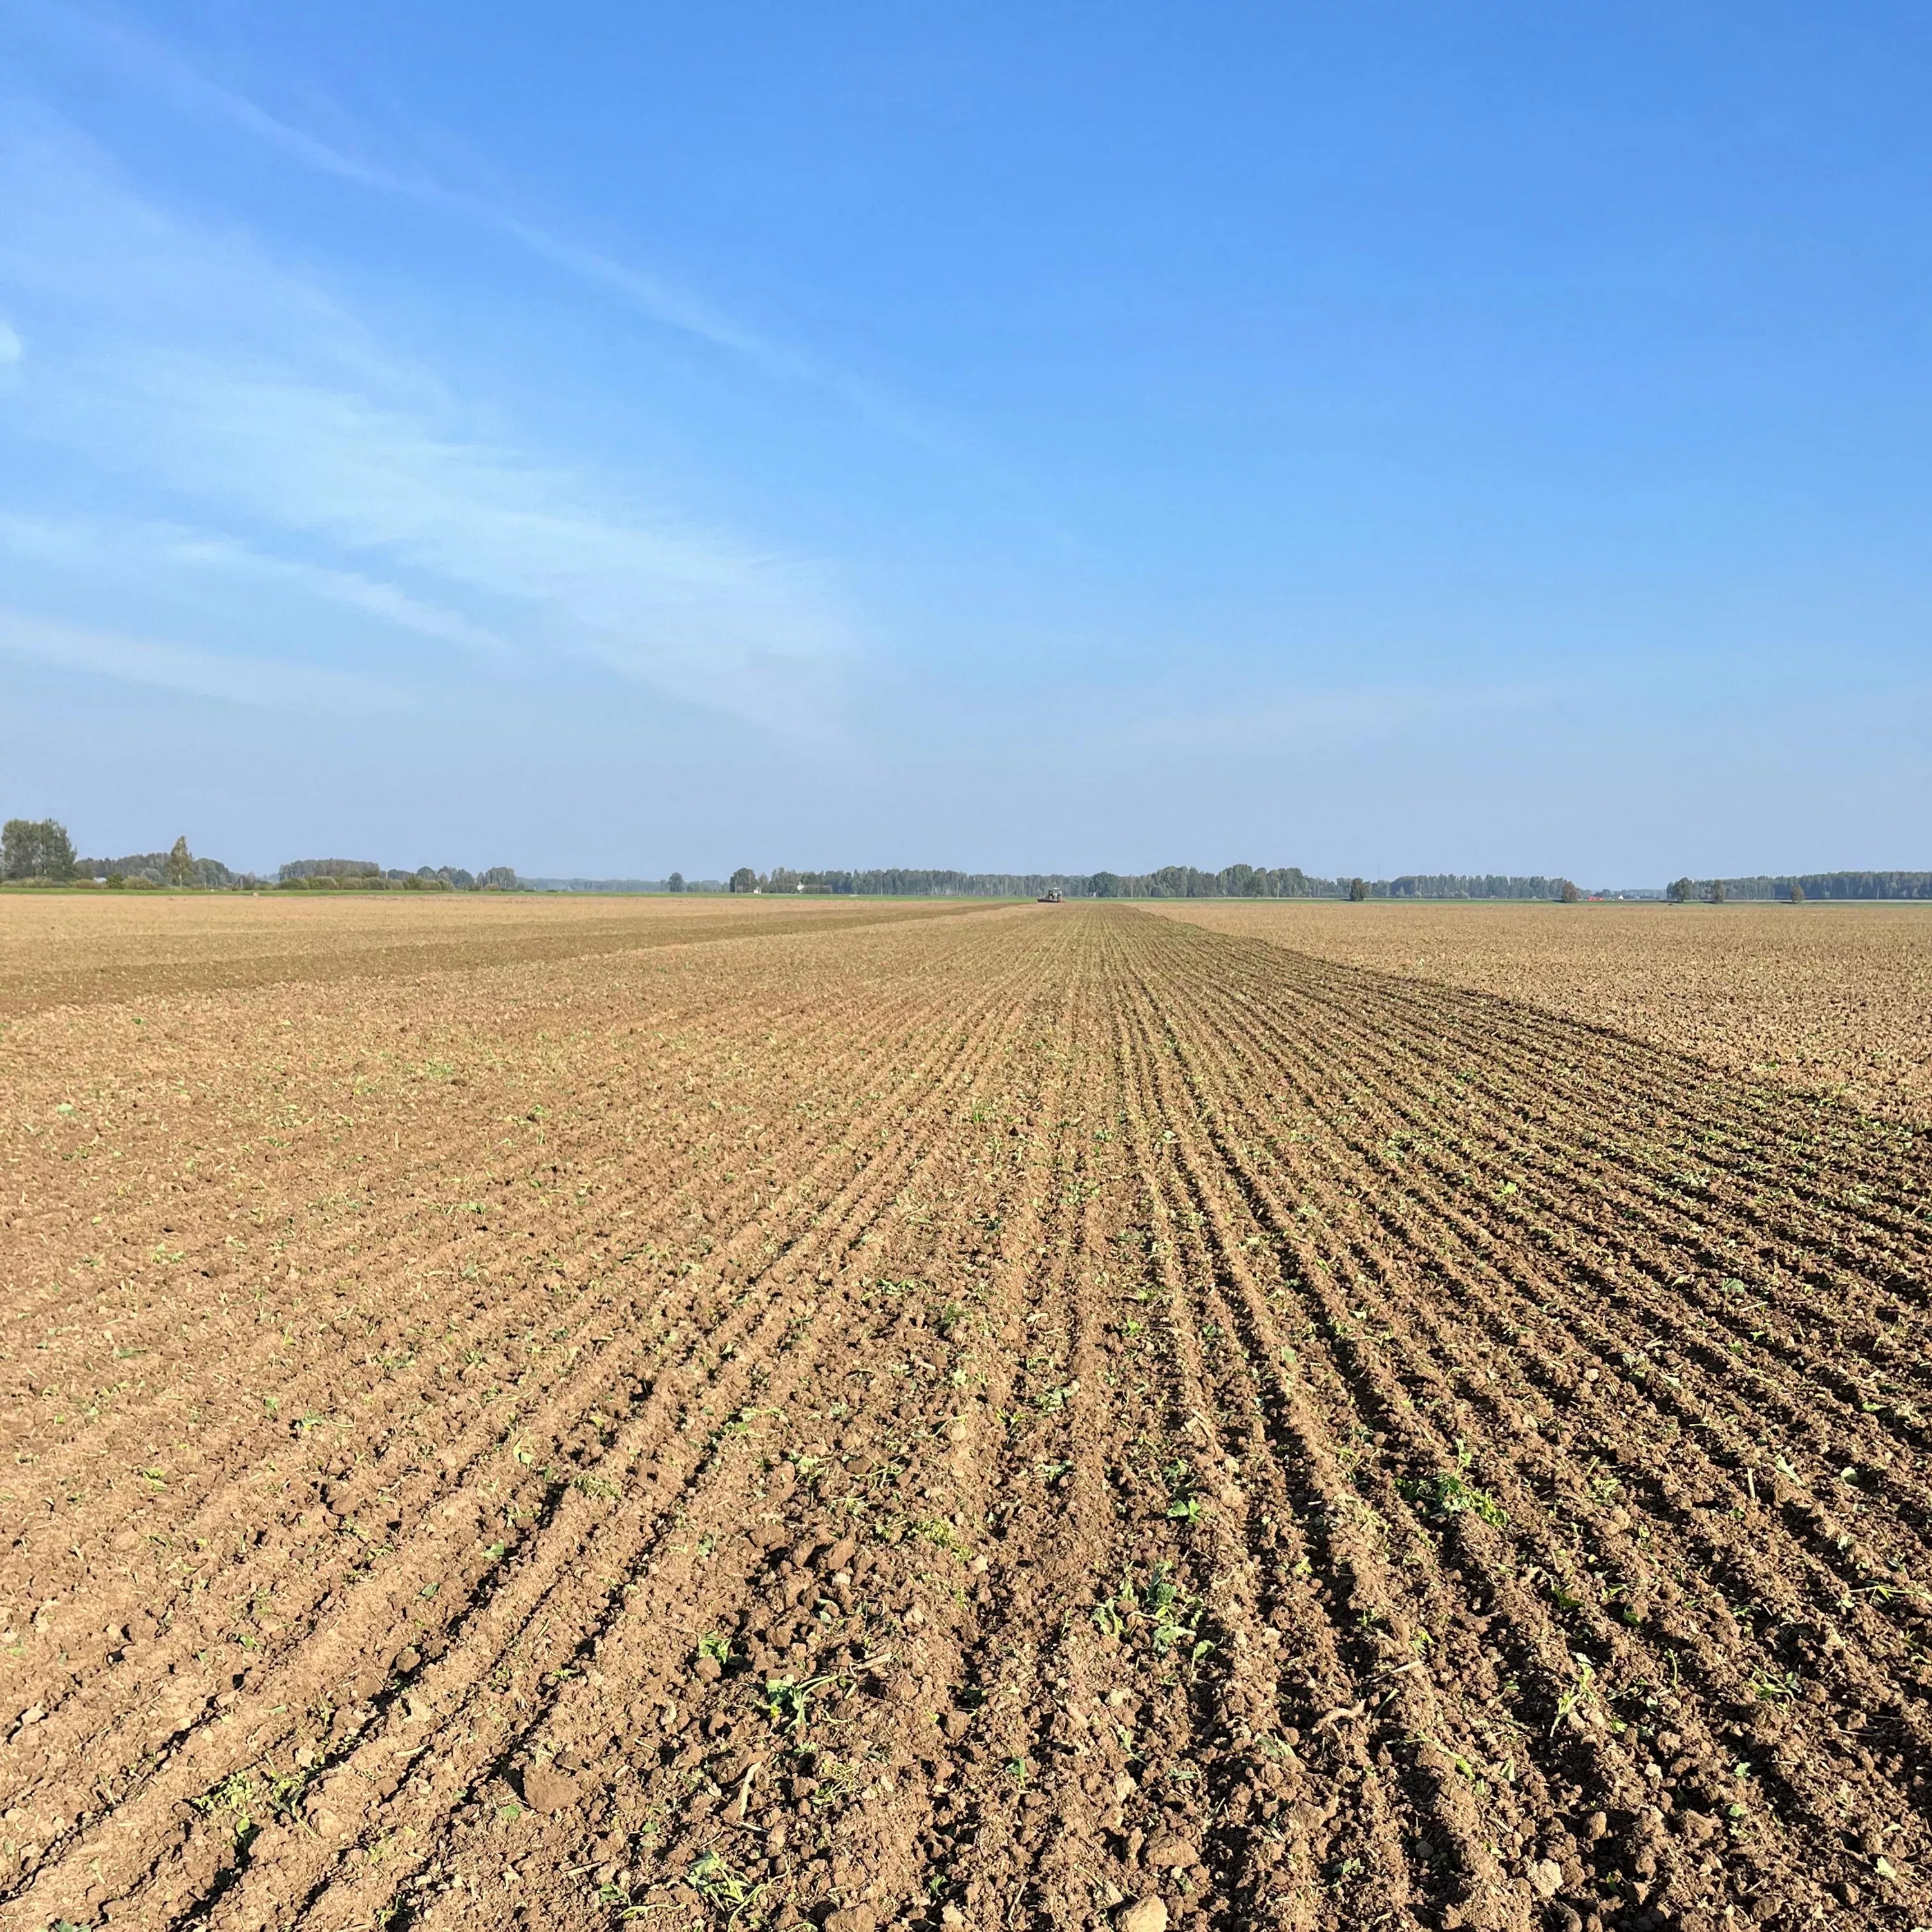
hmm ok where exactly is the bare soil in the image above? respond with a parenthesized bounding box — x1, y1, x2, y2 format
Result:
(2, 901, 1928, 1932)
(1151, 900, 1932, 1124)
(0, 893, 982, 1016)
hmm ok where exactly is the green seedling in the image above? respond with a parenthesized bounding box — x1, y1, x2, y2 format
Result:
(1551, 1656, 1598, 1736)
(193, 1762, 319, 1846)
(761, 1651, 891, 1740)
(1094, 1563, 1213, 1662)
(1162, 1456, 1206, 1520)
(1398, 1444, 1506, 1530)
(686, 1848, 764, 1921)
(194, 1770, 264, 1842)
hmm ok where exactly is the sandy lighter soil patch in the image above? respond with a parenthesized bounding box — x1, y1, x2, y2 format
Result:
(1151, 900, 1932, 1124)
(0, 893, 989, 1015)
(2, 904, 1929, 1932)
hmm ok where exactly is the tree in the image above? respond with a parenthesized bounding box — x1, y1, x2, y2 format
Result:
(165, 836, 194, 888)
(2, 817, 77, 881)
(729, 867, 757, 895)
(1558, 880, 1581, 904)
(1347, 877, 1370, 902)
(285, 858, 380, 882)
(1666, 877, 1694, 904)
(1789, 881, 1805, 904)
(667, 871, 686, 894)
(1706, 880, 1727, 905)
(478, 866, 517, 890)
(1086, 871, 1121, 899)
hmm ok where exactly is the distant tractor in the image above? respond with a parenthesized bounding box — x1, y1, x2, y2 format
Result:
(1037, 889, 1065, 904)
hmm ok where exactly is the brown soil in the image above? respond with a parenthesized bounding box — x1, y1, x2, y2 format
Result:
(2, 903, 1928, 1932)
(0, 893, 996, 1015)
(1150, 900, 1932, 1124)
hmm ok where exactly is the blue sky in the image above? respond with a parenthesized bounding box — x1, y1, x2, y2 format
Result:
(2, 2, 1927, 882)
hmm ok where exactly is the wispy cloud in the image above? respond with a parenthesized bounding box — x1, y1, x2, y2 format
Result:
(0, 511, 507, 655)
(0, 113, 854, 729)
(90, 15, 784, 366)
(36, 2, 430, 194)
(0, 608, 403, 709)
(42, 353, 852, 719)
(39, 2, 954, 450)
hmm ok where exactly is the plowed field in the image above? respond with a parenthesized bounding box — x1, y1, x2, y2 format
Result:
(3, 902, 1929, 1932)
(1151, 901, 1932, 1125)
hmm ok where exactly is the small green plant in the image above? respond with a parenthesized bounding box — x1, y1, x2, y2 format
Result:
(687, 1848, 764, 1920)
(911, 1513, 965, 1553)
(761, 1672, 826, 1738)
(192, 1761, 317, 1848)
(1551, 1656, 1598, 1736)
(1585, 1461, 1623, 1504)
(1093, 1563, 1213, 1662)
(194, 1770, 263, 1842)
(761, 1651, 891, 1740)
(697, 1632, 732, 1666)
(1399, 1444, 1506, 1529)
(1162, 1457, 1205, 1520)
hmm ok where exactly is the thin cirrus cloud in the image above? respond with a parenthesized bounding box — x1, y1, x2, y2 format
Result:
(0, 110, 857, 731)
(0, 511, 506, 658)
(49, 3, 956, 451)
(0, 607, 402, 711)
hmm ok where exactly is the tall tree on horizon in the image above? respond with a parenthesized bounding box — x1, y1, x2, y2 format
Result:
(2, 818, 77, 881)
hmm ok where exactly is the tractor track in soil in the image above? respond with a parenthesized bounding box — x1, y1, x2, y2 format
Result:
(1, 904, 1927, 1932)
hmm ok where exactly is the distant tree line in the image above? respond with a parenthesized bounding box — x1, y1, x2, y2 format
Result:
(79, 840, 243, 887)
(277, 859, 519, 891)
(520, 875, 725, 894)
(723, 864, 1931, 903)
(10, 814, 1926, 904)
(0, 819, 521, 890)
(1671, 871, 1932, 902)
(723, 863, 1335, 898)
(0, 823, 224, 889)
(721, 864, 1594, 900)
(1383, 874, 1578, 900)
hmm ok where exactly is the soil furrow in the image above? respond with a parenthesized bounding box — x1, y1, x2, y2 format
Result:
(6, 902, 1930, 1932)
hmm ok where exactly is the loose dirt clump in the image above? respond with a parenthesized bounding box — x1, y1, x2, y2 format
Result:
(2, 901, 1929, 1931)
